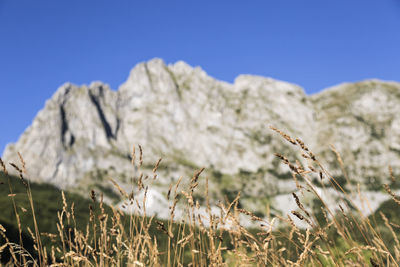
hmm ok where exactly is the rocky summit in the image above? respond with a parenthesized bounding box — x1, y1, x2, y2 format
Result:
(3, 58, 400, 219)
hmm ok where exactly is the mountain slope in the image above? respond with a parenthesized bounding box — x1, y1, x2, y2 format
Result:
(3, 59, 400, 217)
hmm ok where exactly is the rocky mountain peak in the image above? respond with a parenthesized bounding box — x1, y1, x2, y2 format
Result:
(3, 59, 400, 219)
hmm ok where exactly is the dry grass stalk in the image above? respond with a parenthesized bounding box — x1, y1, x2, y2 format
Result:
(0, 157, 8, 175)
(109, 177, 129, 198)
(292, 192, 310, 218)
(384, 183, 400, 206)
(131, 144, 136, 166)
(269, 126, 297, 145)
(389, 165, 396, 182)
(1, 131, 400, 266)
(17, 152, 27, 174)
(152, 158, 162, 173)
(138, 144, 143, 167)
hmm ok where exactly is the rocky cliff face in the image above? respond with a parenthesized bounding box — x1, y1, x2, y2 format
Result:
(312, 81, 400, 187)
(3, 58, 400, 218)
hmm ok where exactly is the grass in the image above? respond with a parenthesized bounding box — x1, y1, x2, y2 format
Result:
(0, 127, 400, 266)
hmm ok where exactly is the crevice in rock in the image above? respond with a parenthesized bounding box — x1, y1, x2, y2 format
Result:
(144, 63, 156, 92)
(39, 138, 49, 157)
(88, 89, 116, 140)
(114, 117, 120, 138)
(52, 158, 62, 179)
(59, 86, 75, 149)
(59, 105, 71, 148)
(165, 66, 182, 100)
(69, 134, 75, 147)
(60, 105, 76, 149)
(60, 105, 67, 144)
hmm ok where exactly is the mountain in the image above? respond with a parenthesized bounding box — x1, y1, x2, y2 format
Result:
(2, 58, 400, 218)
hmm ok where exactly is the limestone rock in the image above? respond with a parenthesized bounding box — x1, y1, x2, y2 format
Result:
(3, 59, 400, 218)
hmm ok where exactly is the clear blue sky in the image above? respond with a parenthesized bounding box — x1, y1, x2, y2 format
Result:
(1, 0, 400, 153)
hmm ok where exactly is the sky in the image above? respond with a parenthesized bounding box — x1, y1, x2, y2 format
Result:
(1, 0, 400, 153)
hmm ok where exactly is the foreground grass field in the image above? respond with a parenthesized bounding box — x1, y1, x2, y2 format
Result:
(1, 127, 400, 266)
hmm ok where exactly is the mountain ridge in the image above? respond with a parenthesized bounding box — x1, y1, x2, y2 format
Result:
(3, 58, 400, 219)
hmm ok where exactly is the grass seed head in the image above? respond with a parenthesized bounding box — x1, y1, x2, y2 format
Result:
(0, 157, 8, 175)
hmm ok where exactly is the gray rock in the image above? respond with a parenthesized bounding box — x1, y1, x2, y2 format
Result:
(3, 59, 400, 218)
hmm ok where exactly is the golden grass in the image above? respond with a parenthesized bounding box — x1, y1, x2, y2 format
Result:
(0, 127, 399, 266)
